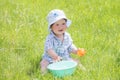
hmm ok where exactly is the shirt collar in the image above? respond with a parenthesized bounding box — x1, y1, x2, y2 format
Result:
(50, 31, 66, 40)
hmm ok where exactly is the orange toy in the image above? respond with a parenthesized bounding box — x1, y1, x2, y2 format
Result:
(77, 48, 86, 56)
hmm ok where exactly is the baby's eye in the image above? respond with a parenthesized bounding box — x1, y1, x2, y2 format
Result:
(62, 23, 66, 25)
(56, 24, 59, 26)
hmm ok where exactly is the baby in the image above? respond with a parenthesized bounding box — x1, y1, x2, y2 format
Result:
(40, 9, 84, 74)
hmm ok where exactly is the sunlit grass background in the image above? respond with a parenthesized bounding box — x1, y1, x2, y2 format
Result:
(0, 0, 120, 80)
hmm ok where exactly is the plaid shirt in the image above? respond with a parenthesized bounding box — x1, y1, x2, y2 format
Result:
(42, 31, 77, 63)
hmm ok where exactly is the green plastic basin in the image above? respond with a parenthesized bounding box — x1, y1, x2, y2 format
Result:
(47, 61, 77, 77)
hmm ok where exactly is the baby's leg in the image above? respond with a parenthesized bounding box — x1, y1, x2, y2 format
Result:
(71, 58, 86, 71)
(40, 59, 49, 74)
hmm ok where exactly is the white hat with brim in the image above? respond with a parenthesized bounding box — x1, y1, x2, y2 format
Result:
(47, 9, 71, 31)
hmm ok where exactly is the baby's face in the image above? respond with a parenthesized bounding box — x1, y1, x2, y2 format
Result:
(51, 19, 67, 36)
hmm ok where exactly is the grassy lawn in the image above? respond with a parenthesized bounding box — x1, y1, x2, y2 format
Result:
(0, 0, 120, 80)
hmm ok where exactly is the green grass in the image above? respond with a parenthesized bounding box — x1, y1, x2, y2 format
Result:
(0, 0, 120, 80)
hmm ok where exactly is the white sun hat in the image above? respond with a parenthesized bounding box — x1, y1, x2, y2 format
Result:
(47, 9, 71, 30)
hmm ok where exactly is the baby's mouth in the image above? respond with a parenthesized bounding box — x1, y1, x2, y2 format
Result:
(58, 30, 63, 32)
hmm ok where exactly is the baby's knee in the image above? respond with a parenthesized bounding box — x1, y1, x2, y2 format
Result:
(40, 59, 49, 67)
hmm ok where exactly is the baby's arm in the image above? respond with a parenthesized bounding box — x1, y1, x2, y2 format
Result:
(68, 34, 85, 55)
(47, 49, 58, 60)
(70, 45, 86, 57)
(47, 49, 62, 61)
(45, 36, 62, 61)
(68, 43, 78, 54)
(68, 44, 85, 55)
(71, 48, 78, 54)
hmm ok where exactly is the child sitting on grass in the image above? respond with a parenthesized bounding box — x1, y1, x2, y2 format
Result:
(40, 9, 85, 74)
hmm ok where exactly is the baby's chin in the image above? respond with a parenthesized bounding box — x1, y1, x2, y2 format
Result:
(55, 32, 65, 35)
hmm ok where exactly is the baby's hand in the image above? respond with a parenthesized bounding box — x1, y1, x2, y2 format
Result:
(53, 56, 62, 62)
(77, 48, 86, 56)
